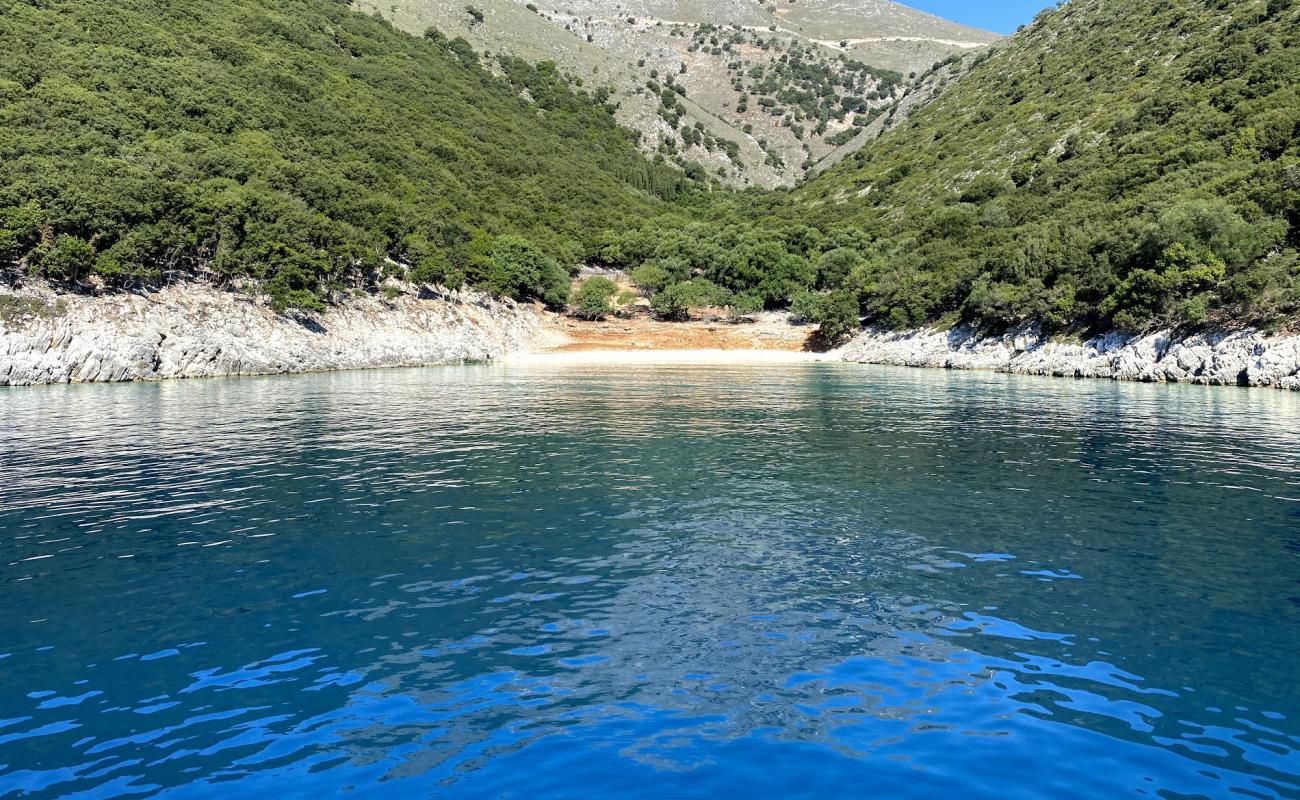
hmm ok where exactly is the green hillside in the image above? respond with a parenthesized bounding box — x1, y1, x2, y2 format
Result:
(788, 0, 1300, 331)
(358, 0, 995, 188)
(0, 0, 686, 309)
(2, 0, 1296, 335)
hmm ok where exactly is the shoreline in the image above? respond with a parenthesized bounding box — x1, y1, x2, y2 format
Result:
(2, 284, 1298, 390)
(836, 324, 1300, 391)
(502, 348, 830, 365)
(0, 283, 547, 387)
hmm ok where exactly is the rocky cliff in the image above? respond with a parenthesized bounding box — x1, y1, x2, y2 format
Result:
(835, 325, 1300, 391)
(0, 284, 549, 386)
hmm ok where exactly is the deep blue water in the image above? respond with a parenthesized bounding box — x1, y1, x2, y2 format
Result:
(1, 364, 1299, 799)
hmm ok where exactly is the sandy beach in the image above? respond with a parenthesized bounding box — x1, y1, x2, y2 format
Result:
(518, 309, 827, 365)
(501, 348, 832, 365)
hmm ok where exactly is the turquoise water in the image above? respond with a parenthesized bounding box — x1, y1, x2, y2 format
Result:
(1, 364, 1299, 799)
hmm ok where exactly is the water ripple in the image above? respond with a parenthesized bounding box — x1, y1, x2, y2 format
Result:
(1, 364, 1298, 798)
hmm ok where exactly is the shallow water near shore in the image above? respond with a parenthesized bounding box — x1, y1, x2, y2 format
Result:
(2, 364, 1299, 799)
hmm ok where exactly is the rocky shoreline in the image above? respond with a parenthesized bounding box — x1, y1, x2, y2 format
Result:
(4, 284, 1300, 391)
(0, 283, 549, 386)
(835, 324, 1300, 391)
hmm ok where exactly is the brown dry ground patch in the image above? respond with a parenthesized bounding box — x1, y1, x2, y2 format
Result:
(543, 312, 820, 352)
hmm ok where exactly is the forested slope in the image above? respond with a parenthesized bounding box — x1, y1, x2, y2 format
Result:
(789, 0, 1300, 331)
(2, 0, 1296, 338)
(0, 0, 686, 309)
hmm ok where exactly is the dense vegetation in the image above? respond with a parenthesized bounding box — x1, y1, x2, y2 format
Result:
(0, 0, 686, 309)
(786, 0, 1300, 332)
(2, 0, 1298, 336)
(602, 0, 1300, 334)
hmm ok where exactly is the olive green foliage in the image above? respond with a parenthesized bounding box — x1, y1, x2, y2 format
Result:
(788, 288, 859, 342)
(593, 209, 891, 338)
(4, 0, 1298, 339)
(572, 276, 618, 319)
(726, 292, 764, 321)
(789, 0, 1300, 332)
(596, 218, 824, 307)
(651, 278, 729, 320)
(814, 290, 862, 343)
(788, 289, 826, 323)
(483, 237, 570, 308)
(0, 0, 687, 308)
(629, 262, 673, 295)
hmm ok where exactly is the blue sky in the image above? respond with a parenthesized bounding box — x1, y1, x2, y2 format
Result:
(903, 1, 1056, 34)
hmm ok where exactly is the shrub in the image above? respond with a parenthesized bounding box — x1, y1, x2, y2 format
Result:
(630, 262, 672, 294)
(813, 247, 863, 289)
(727, 292, 763, 321)
(572, 276, 618, 319)
(958, 174, 1012, 204)
(652, 279, 726, 320)
(788, 289, 826, 323)
(33, 235, 94, 282)
(0, 203, 44, 260)
(482, 236, 570, 308)
(815, 290, 861, 343)
(0, 0, 686, 308)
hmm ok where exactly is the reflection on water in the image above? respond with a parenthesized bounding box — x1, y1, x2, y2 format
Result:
(1, 364, 1298, 798)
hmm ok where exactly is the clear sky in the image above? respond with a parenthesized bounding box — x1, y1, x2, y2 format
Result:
(903, 1, 1056, 35)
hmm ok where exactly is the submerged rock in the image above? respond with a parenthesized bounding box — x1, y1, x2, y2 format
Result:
(0, 284, 549, 386)
(835, 324, 1300, 391)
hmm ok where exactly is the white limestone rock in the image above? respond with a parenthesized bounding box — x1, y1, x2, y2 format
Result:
(837, 324, 1300, 391)
(0, 283, 547, 386)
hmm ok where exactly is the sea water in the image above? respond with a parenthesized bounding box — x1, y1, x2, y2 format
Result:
(1, 364, 1298, 798)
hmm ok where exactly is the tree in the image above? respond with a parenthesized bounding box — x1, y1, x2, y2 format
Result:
(651, 279, 727, 320)
(812, 247, 863, 289)
(815, 289, 861, 343)
(788, 289, 826, 323)
(572, 276, 618, 319)
(484, 236, 570, 308)
(727, 292, 763, 321)
(630, 262, 672, 295)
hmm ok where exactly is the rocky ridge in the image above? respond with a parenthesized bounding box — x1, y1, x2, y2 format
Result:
(357, 0, 995, 187)
(0, 284, 549, 386)
(835, 325, 1300, 390)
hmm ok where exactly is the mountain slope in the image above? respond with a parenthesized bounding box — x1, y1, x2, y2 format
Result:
(790, 0, 1300, 331)
(0, 0, 686, 308)
(357, 0, 997, 186)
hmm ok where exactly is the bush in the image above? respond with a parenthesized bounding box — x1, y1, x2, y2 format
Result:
(482, 236, 570, 308)
(33, 235, 94, 282)
(958, 174, 1012, 204)
(0, 203, 44, 261)
(572, 276, 618, 319)
(815, 290, 861, 343)
(788, 289, 826, 323)
(652, 279, 727, 320)
(727, 292, 763, 321)
(630, 262, 673, 294)
(812, 247, 863, 289)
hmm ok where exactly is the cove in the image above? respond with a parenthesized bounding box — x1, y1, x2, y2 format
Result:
(1, 363, 1298, 798)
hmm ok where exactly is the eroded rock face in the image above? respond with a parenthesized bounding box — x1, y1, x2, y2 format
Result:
(0, 284, 549, 386)
(835, 324, 1300, 391)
